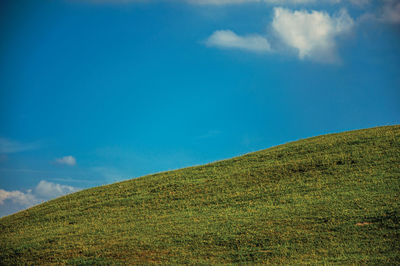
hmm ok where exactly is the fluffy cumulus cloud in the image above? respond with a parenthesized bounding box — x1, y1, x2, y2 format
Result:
(206, 30, 271, 52)
(272, 8, 354, 62)
(205, 8, 354, 62)
(34, 180, 77, 198)
(55, 155, 76, 166)
(0, 189, 38, 206)
(0, 180, 79, 217)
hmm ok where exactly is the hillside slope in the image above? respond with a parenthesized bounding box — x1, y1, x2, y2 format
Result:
(1, 125, 399, 264)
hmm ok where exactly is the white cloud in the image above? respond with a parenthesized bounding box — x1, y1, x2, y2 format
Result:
(34, 180, 77, 199)
(272, 7, 354, 62)
(55, 155, 76, 166)
(0, 189, 38, 206)
(206, 30, 271, 52)
(205, 8, 355, 62)
(0, 137, 39, 154)
(0, 180, 80, 217)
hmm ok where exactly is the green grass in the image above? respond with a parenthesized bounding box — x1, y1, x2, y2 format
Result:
(1, 125, 399, 264)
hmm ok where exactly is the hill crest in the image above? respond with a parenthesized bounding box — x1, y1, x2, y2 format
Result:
(1, 125, 399, 264)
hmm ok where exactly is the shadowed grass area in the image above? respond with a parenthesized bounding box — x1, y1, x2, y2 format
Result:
(1, 125, 399, 264)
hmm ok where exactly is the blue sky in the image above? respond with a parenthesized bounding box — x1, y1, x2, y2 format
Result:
(0, 0, 399, 217)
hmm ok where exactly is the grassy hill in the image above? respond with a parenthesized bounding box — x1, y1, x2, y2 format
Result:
(1, 125, 399, 264)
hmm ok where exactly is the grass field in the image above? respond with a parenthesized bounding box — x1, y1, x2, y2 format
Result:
(1, 125, 399, 264)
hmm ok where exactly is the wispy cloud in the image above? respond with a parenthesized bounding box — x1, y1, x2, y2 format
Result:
(349, 0, 370, 7)
(0, 180, 80, 217)
(48, 178, 98, 184)
(0, 138, 39, 154)
(380, 0, 400, 23)
(0, 168, 50, 173)
(206, 30, 271, 52)
(272, 8, 354, 62)
(55, 156, 77, 166)
(358, 0, 400, 25)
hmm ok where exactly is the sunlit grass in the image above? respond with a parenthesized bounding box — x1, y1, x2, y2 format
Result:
(1, 125, 399, 264)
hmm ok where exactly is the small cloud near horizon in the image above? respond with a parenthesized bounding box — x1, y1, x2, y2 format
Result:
(0, 180, 80, 217)
(55, 156, 76, 166)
